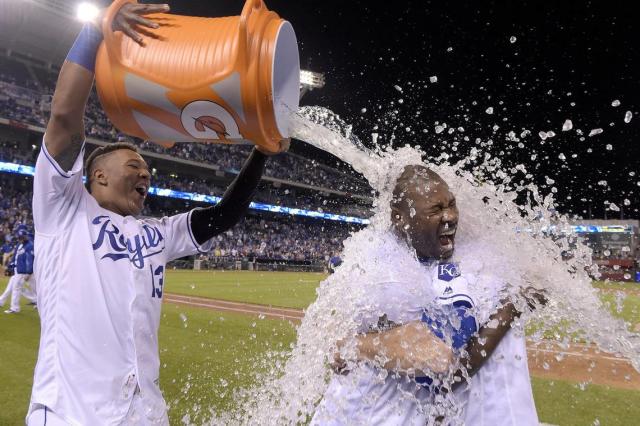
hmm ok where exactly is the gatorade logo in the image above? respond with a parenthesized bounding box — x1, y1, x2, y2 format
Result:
(193, 115, 229, 139)
(181, 100, 242, 140)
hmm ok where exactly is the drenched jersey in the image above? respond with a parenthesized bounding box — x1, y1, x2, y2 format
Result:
(30, 141, 213, 425)
(311, 235, 477, 426)
(452, 255, 539, 426)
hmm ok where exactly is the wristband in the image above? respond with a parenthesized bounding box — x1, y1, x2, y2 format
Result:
(66, 24, 103, 73)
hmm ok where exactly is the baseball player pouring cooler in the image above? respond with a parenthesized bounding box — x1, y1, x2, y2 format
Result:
(27, 2, 288, 425)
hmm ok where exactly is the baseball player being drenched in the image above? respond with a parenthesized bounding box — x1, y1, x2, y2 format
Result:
(312, 166, 547, 425)
(27, 3, 287, 425)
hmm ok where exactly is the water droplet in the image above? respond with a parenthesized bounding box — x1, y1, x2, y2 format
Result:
(562, 119, 573, 131)
(588, 128, 603, 137)
(624, 111, 633, 123)
(606, 144, 613, 151)
(509, 36, 517, 43)
(485, 107, 494, 114)
(429, 76, 438, 83)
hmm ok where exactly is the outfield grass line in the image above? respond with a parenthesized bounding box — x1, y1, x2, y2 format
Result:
(528, 347, 632, 363)
(164, 295, 303, 321)
(164, 293, 305, 317)
(165, 292, 305, 315)
(545, 340, 636, 352)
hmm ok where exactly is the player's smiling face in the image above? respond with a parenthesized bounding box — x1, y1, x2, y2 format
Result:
(92, 149, 151, 217)
(392, 167, 459, 261)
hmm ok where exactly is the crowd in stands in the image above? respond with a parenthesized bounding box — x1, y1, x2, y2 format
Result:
(0, 60, 370, 195)
(150, 199, 350, 263)
(0, 175, 34, 264)
(0, 172, 353, 265)
(205, 216, 349, 263)
(0, 139, 371, 217)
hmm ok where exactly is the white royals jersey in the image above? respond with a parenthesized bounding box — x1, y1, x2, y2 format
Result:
(311, 235, 476, 426)
(30, 140, 213, 425)
(453, 258, 539, 426)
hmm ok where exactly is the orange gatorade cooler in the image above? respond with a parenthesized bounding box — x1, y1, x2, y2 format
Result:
(95, 0, 300, 152)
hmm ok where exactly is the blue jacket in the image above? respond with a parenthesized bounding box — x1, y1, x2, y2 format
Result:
(13, 240, 34, 275)
(1, 242, 13, 254)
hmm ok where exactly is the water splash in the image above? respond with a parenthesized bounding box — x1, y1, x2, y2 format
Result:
(206, 106, 639, 425)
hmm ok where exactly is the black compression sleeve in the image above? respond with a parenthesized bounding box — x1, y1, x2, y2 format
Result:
(190, 148, 267, 245)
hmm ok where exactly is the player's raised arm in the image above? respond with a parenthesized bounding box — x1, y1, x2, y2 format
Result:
(45, 3, 169, 170)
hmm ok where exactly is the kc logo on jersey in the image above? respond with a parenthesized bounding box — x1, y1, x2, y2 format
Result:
(91, 216, 165, 269)
(438, 263, 461, 282)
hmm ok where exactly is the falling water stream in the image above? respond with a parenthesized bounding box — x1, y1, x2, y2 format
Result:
(205, 106, 639, 425)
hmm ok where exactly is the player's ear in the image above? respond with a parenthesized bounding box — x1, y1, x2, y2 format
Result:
(93, 167, 108, 187)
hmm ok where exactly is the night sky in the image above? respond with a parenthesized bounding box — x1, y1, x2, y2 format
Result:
(159, 1, 638, 218)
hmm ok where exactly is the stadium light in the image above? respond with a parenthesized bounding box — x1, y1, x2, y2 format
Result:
(299, 69, 325, 99)
(300, 70, 325, 89)
(76, 2, 100, 23)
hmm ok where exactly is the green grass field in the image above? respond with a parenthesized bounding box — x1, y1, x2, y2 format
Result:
(164, 270, 323, 309)
(1, 273, 639, 425)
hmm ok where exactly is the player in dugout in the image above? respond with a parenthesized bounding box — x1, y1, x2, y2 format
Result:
(312, 165, 547, 425)
(26, 2, 288, 425)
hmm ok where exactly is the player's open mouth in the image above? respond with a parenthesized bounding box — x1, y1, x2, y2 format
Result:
(438, 227, 456, 250)
(135, 184, 148, 197)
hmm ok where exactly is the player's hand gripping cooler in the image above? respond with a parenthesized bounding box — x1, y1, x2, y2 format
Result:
(95, 0, 300, 153)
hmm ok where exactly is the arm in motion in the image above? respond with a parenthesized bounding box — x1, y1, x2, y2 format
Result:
(44, 3, 169, 169)
(190, 148, 268, 244)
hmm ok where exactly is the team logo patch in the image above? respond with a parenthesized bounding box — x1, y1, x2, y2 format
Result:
(438, 263, 461, 282)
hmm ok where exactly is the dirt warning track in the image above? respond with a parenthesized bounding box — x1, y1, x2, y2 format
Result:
(164, 292, 640, 390)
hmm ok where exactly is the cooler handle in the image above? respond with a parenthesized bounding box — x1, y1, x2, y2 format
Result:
(238, 0, 265, 66)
